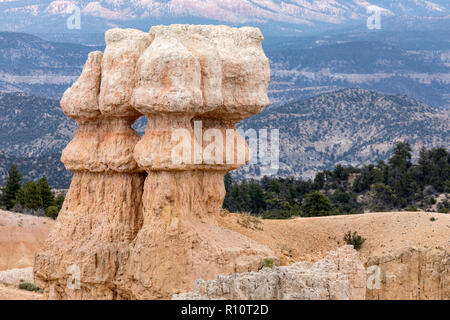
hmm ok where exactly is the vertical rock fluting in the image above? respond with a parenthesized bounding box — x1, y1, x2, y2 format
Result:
(126, 25, 274, 299)
(365, 247, 450, 300)
(34, 30, 149, 299)
(34, 25, 276, 299)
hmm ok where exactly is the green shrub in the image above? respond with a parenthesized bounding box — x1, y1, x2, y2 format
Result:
(261, 258, 275, 269)
(430, 217, 436, 222)
(55, 193, 66, 211)
(437, 200, 449, 214)
(369, 205, 387, 212)
(405, 206, 418, 212)
(343, 231, 366, 250)
(45, 206, 59, 219)
(18, 282, 43, 293)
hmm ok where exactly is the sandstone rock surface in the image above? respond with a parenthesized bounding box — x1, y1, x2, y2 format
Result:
(34, 24, 274, 300)
(173, 246, 366, 300)
(125, 24, 273, 299)
(219, 211, 450, 300)
(365, 246, 449, 300)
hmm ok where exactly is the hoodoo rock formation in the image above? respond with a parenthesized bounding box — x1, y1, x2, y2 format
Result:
(34, 25, 275, 299)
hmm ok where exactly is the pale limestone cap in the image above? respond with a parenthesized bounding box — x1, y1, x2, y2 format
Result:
(60, 51, 102, 120)
(99, 28, 151, 117)
(131, 24, 270, 120)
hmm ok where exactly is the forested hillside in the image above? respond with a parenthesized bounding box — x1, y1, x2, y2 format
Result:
(224, 142, 450, 218)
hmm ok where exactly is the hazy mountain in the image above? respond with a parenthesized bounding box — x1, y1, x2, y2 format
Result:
(0, 0, 448, 38)
(238, 88, 450, 179)
(0, 89, 448, 187)
(0, 32, 100, 99)
(269, 40, 450, 108)
(1, 31, 449, 110)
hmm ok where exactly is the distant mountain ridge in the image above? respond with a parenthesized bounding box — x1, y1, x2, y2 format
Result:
(0, 32, 100, 99)
(0, 89, 448, 187)
(238, 88, 450, 179)
(1, 31, 449, 110)
(0, 0, 449, 37)
(269, 40, 450, 108)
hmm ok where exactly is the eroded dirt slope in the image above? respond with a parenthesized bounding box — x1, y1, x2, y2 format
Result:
(219, 211, 450, 299)
(0, 210, 54, 271)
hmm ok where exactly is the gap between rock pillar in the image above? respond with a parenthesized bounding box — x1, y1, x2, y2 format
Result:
(34, 29, 151, 299)
(126, 25, 275, 299)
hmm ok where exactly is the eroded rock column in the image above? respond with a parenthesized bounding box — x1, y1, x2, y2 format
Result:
(34, 25, 276, 300)
(34, 29, 150, 299)
(125, 25, 274, 299)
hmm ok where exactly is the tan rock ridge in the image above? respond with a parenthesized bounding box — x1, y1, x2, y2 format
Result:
(34, 24, 274, 300)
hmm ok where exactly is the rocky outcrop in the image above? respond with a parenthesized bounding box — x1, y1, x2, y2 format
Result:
(34, 25, 274, 300)
(173, 246, 366, 300)
(217, 211, 450, 300)
(0, 267, 33, 287)
(365, 246, 450, 300)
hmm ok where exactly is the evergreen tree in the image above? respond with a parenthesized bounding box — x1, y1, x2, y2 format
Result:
(248, 180, 265, 213)
(0, 164, 22, 210)
(388, 141, 413, 205)
(223, 144, 449, 218)
(428, 148, 450, 192)
(313, 172, 325, 190)
(237, 181, 252, 212)
(353, 165, 374, 192)
(223, 173, 233, 210)
(17, 181, 43, 211)
(55, 193, 66, 211)
(36, 178, 55, 209)
(45, 206, 59, 219)
(301, 192, 332, 217)
(375, 160, 389, 184)
(333, 164, 349, 181)
(371, 182, 396, 208)
(417, 146, 431, 186)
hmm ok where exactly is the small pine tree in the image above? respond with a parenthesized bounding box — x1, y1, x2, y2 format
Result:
(45, 206, 59, 219)
(18, 181, 43, 211)
(223, 173, 233, 210)
(301, 192, 332, 217)
(36, 178, 55, 209)
(0, 164, 22, 210)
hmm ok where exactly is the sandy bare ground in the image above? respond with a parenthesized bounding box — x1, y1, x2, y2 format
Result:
(0, 210, 52, 300)
(219, 211, 450, 265)
(0, 210, 54, 271)
(0, 283, 42, 300)
(0, 210, 448, 299)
